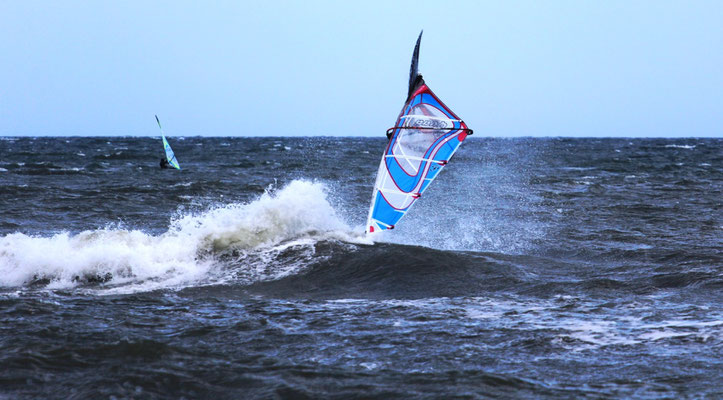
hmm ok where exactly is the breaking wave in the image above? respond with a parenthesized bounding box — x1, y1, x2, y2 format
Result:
(0, 180, 365, 293)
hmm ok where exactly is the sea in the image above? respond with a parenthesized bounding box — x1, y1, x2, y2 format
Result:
(0, 136, 720, 399)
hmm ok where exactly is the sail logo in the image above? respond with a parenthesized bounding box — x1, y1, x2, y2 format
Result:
(403, 117, 450, 129)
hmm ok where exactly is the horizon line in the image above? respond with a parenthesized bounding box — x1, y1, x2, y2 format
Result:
(1, 135, 720, 139)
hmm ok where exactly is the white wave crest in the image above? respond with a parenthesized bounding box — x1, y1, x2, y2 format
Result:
(0, 180, 358, 292)
(171, 180, 352, 252)
(0, 229, 209, 290)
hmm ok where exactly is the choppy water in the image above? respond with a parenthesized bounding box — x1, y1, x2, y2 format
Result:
(0, 136, 721, 399)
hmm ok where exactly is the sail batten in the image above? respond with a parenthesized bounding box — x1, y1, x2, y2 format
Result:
(365, 32, 472, 234)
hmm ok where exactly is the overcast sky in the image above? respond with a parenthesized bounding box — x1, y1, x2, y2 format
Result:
(1, 1, 721, 137)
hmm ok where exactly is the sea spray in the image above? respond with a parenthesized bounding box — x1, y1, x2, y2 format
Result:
(171, 180, 350, 252)
(0, 229, 210, 290)
(0, 180, 355, 291)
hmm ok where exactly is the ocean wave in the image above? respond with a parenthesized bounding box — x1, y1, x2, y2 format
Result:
(0, 180, 365, 293)
(462, 297, 723, 350)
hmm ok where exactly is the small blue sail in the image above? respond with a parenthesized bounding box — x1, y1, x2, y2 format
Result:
(156, 115, 181, 170)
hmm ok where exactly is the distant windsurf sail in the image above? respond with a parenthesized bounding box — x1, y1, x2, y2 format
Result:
(366, 31, 472, 234)
(155, 115, 181, 170)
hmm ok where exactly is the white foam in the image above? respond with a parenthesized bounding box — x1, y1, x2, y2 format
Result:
(170, 180, 356, 251)
(0, 229, 211, 291)
(360, 362, 379, 370)
(461, 297, 721, 350)
(0, 180, 362, 293)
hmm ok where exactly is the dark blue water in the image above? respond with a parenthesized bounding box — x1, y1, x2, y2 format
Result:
(0, 137, 721, 399)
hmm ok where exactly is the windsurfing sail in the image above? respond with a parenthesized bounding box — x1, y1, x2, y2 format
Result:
(155, 115, 181, 170)
(366, 31, 473, 234)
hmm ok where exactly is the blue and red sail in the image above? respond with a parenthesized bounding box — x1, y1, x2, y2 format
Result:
(366, 32, 472, 234)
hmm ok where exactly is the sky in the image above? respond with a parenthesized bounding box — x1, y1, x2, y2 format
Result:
(0, 1, 721, 137)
